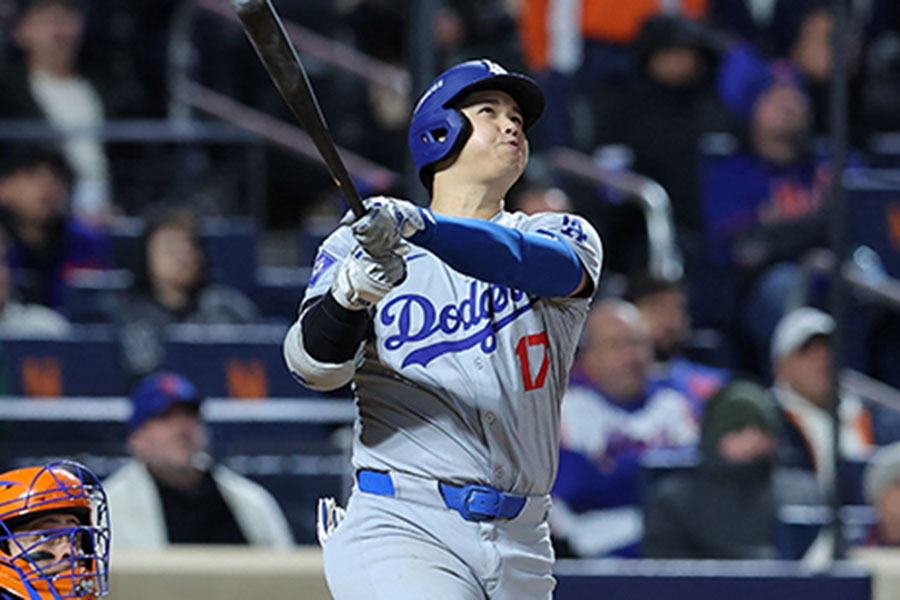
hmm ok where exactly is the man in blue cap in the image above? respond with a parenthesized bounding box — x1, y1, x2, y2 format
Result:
(103, 371, 293, 550)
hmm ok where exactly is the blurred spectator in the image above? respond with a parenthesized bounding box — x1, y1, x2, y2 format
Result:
(518, 0, 708, 151)
(643, 380, 822, 558)
(595, 15, 732, 255)
(0, 143, 110, 309)
(104, 371, 293, 550)
(704, 43, 833, 371)
(113, 207, 260, 382)
(771, 307, 874, 491)
(707, 0, 778, 53)
(0, 0, 145, 221)
(336, 0, 409, 173)
(508, 184, 572, 215)
(0, 229, 69, 336)
(863, 3, 900, 132)
(780, 1, 867, 143)
(433, 1, 523, 70)
(624, 271, 729, 418)
(551, 300, 698, 557)
(864, 441, 900, 546)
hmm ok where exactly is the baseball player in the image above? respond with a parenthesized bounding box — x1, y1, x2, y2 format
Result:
(0, 461, 110, 600)
(283, 59, 602, 599)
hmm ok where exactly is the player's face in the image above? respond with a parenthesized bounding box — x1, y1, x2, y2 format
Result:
(12, 513, 83, 576)
(452, 90, 528, 186)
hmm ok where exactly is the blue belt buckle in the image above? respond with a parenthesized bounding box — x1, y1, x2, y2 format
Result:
(459, 483, 501, 521)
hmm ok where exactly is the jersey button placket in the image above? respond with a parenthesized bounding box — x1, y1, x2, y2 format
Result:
(484, 411, 496, 425)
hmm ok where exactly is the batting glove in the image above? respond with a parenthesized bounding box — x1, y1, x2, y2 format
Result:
(329, 244, 408, 310)
(341, 196, 434, 257)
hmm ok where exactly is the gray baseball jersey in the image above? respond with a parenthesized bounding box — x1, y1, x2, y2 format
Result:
(303, 210, 602, 494)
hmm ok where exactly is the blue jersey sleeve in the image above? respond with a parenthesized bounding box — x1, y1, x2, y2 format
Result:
(409, 211, 594, 298)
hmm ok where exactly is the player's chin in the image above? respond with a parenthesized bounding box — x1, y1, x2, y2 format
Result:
(498, 150, 527, 177)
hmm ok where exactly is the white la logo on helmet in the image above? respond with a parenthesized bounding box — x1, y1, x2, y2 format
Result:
(482, 60, 507, 76)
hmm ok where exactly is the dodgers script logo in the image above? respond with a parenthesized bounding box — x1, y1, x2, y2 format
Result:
(379, 281, 533, 368)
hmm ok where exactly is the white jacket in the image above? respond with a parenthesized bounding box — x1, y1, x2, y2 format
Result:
(103, 460, 294, 551)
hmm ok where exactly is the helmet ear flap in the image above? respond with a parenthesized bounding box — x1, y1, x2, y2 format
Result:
(418, 110, 472, 192)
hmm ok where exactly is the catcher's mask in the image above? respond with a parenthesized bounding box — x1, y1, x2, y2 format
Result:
(0, 461, 110, 600)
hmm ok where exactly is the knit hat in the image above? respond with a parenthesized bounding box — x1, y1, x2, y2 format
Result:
(700, 380, 780, 454)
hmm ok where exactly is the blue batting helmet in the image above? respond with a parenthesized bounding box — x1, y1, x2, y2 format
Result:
(408, 59, 545, 190)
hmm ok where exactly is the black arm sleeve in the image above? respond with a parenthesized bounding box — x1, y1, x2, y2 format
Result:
(300, 293, 371, 363)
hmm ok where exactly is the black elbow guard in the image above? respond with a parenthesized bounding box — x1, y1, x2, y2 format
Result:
(301, 293, 371, 363)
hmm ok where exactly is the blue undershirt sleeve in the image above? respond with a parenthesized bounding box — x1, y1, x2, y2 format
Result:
(408, 212, 584, 298)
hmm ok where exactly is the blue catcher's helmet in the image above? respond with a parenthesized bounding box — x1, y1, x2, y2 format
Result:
(408, 59, 545, 190)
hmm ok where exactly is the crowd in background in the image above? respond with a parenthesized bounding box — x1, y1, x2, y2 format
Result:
(0, 0, 899, 557)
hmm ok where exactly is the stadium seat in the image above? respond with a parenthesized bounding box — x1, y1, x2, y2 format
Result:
(250, 266, 308, 322)
(866, 133, 900, 169)
(774, 504, 878, 560)
(0, 327, 125, 396)
(61, 268, 132, 323)
(161, 323, 308, 398)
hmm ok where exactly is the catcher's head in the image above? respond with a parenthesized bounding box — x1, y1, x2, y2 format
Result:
(0, 461, 110, 600)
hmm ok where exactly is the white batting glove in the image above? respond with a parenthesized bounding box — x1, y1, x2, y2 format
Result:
(316, 496, 345, 546)
(329, 245, 408, 310)
(341, 196, 434, 257)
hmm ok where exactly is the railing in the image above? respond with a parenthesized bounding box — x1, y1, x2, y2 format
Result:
(164, 0, 403, 191)
(189, 0, 409, 95)
(842, 369, 900, 413)
(791, 247, 900, 315)
(0, 119, 254, 143)
(0, 397, 355, 423)
(176, 81, 400, 191)
(790, 247, 900, 409)
(545, 147, 684, 281)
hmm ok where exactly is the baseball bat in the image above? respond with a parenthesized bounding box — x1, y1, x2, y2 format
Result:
(231, 0, 366, 218)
